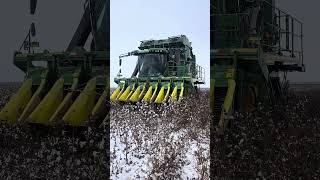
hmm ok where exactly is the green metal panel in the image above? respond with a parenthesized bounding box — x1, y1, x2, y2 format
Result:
(115, 35, 205, 87)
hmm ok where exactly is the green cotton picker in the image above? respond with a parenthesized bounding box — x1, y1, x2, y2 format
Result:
(211, 0, 305, 133)
(110, 35, 205, 104)
(0, 0, 109, 127)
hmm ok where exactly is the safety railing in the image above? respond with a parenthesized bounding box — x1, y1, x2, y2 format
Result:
(195, 64, 205, 83)
(262, 1, 303, 64)
(167, 62, 205, 83)
(211, 0, 304, 66)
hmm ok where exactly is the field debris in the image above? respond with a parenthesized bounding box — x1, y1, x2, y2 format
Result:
(210, 89, 320, 179)
(0, 84, 109, 179)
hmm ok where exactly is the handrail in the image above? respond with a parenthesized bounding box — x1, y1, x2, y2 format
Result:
(211, 1, 304, 66)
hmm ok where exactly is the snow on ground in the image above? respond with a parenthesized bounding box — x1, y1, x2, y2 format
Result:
(110, 91, 210, 179)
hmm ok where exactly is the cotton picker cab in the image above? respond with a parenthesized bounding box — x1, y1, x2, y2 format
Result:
(111, 35, 205, 104)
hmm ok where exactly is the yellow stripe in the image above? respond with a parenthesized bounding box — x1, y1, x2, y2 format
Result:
(118, 85, 131, 101)
(116, 85, 125, 100)
(28, 78, 64, 124)
(49, 70, 80, 123)
(150, 83, 158, 102)
(91, 85, 108, 120)
(178, 83, 184, 102)
(218, 79, 236, 132)
(170, 86, 178, 102)
(222, 80, 236, 113)
(143, 86, 153, 102)
(0, 79, 33, 123)
(63, 78, 96, 126)
(155, 85, 165, 103)
(18, 71, 48, 122)
(110, 86, 121, 101)
(125, 84, 136, 101)
(129, 85, 141, 102)
(163, 83, 171, 103)
(138, 83, 147, 100)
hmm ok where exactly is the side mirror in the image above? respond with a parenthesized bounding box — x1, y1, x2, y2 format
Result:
(30, 0, 37, 14)
(30, 23, 36, 37)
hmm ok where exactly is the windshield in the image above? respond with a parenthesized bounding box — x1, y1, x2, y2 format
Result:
(132, 53, 167, 77)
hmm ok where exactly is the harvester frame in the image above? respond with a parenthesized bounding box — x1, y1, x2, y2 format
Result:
(111, 35, 205, 103)
(211, 0, 305, 133)
(0, 0, 109, 127)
